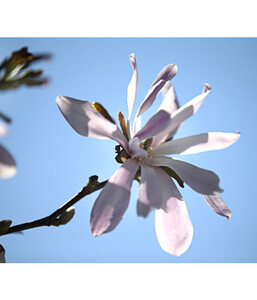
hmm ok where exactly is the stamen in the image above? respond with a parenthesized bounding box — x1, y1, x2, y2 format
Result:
(118, 111, 129, 141)
(139, 137, 153, 159)
(91, 102, 115, 124)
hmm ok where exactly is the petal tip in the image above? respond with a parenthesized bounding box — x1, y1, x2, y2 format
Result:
(56, 95, 64, 105)
(226, 213, 231, 220)
(0, 165, 17, 179)
(203, 83, 212, 92)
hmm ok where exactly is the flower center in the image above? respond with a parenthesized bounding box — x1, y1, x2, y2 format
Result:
(138, 143, 153, 159)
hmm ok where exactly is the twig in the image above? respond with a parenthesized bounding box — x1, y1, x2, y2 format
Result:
(3, 176, 108, 235)
(0, 111, 11, 124)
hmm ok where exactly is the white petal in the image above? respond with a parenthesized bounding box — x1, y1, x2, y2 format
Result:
(137, 163, 165, 217)
(155, 175, 193, 257)
(152, 84, 211, 147)
(153, 132, 240, 156)
(127, 53, 138, 122)
(128, 137, 148, 159)
(203, 194, 231, 219)
(0, 123, 8, 137)
(0, 144, 17, 179)
(132, 64, 177, 136)
(56, 96, 129, 152)
(90, 159, 138, 236)
(150, 156, 223, 195)
(134, 110, 171, 143)
(137, 64, 178, 117)
(157, 83, 179, 115)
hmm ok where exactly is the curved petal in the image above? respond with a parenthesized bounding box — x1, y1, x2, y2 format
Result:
(155, 176, 193, 257)
(0, 144, 17, 179)
(137, 64, 178, 117)
(152, 84, 211, 147)
(153, 132, 241, 156)
(127, 53, 138, 122)
(150, 156, 224, 195)
(132, 64, 177, 136)
(128, 137, 148, 159)
(56, 96, 129, 152)
(203, 194, 231, 219)
(90, 159, 139, 236)
(134, 110, 171, 143)
(157, 83, 180, 140)
(157, 83, 179, 115)
(137, 163, 166, 217)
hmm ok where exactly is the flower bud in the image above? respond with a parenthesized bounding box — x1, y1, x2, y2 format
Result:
(52, 207, 75, 226)
(0, 220, 12, 235)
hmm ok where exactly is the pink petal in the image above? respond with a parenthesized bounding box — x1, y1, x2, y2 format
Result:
(90, 159, 139, 236)
(137, 64, 178, 117)
(137, 163, 166, 217)
(155, 175, 193, 257)
(132, 114, 142, 137)
(157, 83, 179, 115)
(152, 84, 211, 147)
(156, 83, 180, 140)
(56, 96, 129, 152)
(203, 194, 231, 219)
(132, 64, 177, 136)
(0, 144, 17, 179)
(127, 53, 138, 122)
(150, 156, 224, 195)
(133, 110, 171, 142)
(153, 132, 241, 156)
(128, 137, 148, 159)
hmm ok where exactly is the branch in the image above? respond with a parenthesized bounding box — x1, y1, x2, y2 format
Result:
(2, 176, 108, 236)
(0, 111, 11, 124)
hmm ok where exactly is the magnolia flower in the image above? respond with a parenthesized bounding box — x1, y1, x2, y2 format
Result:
(0, 123, 16, 179)
(56, 54, 240, 256)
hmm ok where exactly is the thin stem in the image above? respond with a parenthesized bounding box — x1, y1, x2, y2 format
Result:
(3, 176, 108, 236)
(0, 111, 11, 124)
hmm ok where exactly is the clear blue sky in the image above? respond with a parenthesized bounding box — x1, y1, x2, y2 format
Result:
(0, 38, 255, 263)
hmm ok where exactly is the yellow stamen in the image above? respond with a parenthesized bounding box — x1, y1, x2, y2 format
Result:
(118, 111, 129, 141)
(91, 102, 115, 124)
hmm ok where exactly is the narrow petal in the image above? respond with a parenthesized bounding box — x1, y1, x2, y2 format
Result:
(132, 114, 141, 137)
(152, 84, 211, 147)
(90, 159, 138, 236)
(150, 156, 224, 195)
(56, 96, 129, 152)
(127, 53, 138, 121)
(157, 83, 179, 115)
(128, 137, 148, 159)
(132, 64, 177, 136)
(137, 64, 178, 117)
(155, 176, 193, 257)
(0, 144, 17, 179)
(133, 110, 171, 142)
(156, 83, 180, 140)
(203, 194, 231, 219)
(137, 163, 165, 217)
(153, 132, 240, 156)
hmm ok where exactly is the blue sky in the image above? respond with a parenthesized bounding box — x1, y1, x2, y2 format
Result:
(0, 38, 255, 263)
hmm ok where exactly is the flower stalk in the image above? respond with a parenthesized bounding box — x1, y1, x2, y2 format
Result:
(1, 176, 108, 236)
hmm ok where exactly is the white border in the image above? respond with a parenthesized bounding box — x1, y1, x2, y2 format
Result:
(0, 0, 256, 37)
